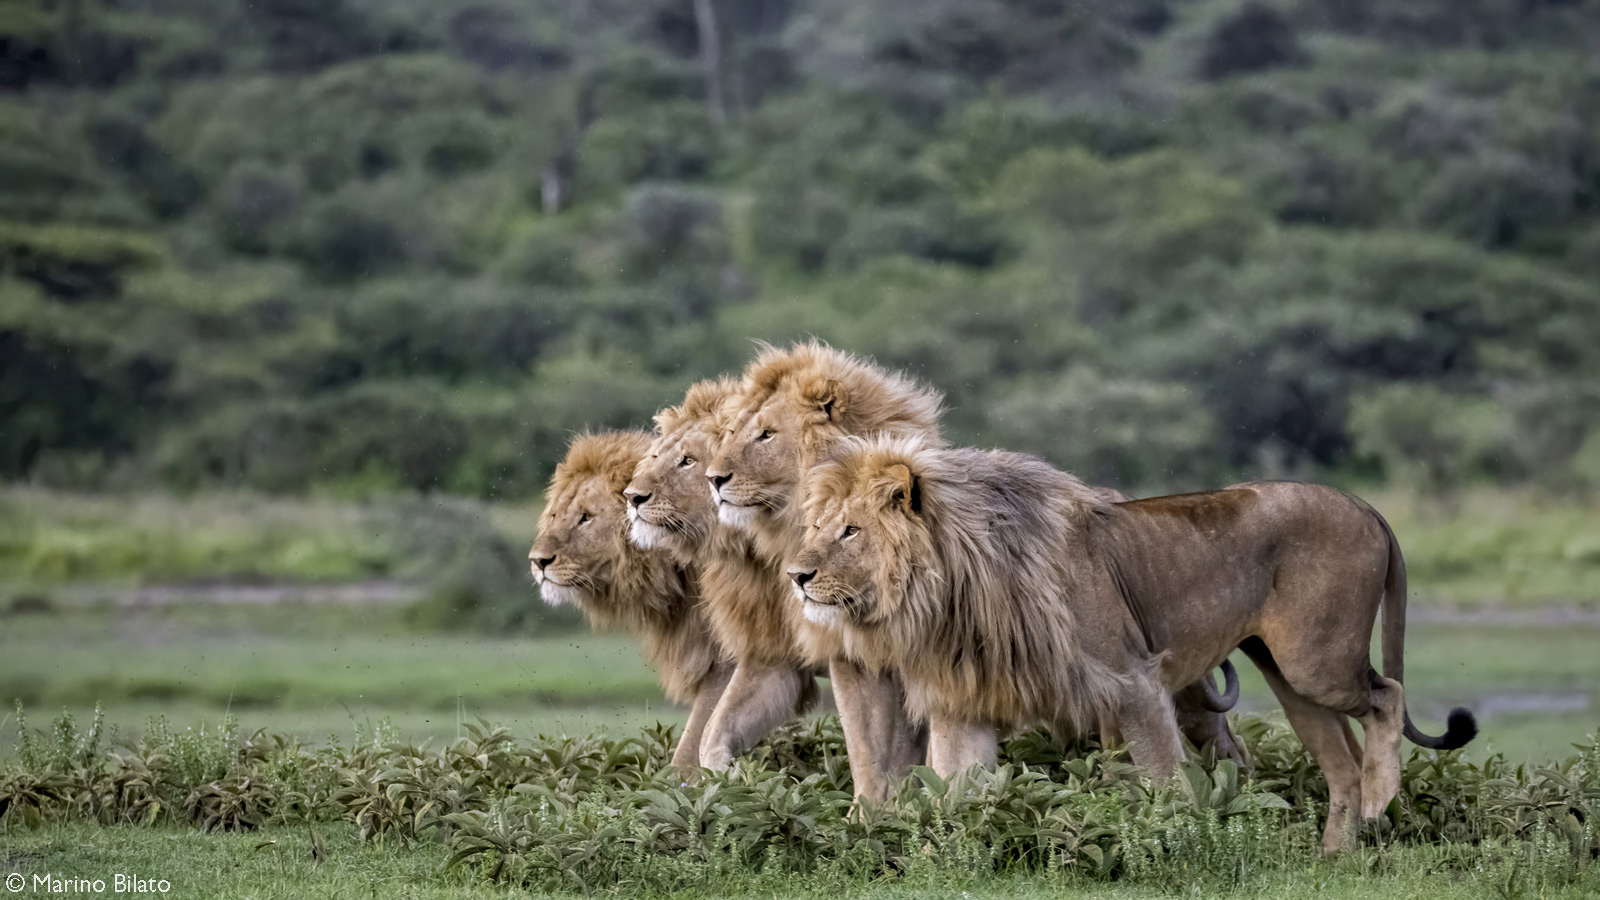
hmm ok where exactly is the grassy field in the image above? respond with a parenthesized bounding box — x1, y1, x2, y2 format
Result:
(1, 594, 1596, 763)
(2, 822, 1594, 900)
(2, 486, 1599, 897)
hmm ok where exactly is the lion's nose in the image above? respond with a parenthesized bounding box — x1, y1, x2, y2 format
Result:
(625, 488, 650, 508)
(707, 471, 732, 490)
(789, 568, 815, 589)
(532, 555, 555, 571)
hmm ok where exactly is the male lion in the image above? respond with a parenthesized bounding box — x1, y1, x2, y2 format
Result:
(529, 431, 732, 770)
(791, 436, 1477, 854)
(705, 342, 938, 800)
(624, 378, 823, 772)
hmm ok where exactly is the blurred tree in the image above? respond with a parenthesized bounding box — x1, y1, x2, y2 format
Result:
(1198, 3, 1306, 80)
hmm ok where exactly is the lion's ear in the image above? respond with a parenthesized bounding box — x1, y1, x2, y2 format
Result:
(804, 378, 846, 422)
(885, 463, 921, 516)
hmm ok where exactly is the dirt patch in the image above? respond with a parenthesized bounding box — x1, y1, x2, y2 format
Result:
(1466, 691, 1592, 721)
(1410, 603, 1600, 628)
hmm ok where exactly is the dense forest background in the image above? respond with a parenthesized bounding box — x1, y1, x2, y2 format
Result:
(4, 0, 1600, 502)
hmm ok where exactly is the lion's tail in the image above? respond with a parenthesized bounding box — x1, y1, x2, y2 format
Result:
(1373, 506, 1478, 751)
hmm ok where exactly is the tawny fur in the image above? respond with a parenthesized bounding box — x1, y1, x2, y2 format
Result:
(796, 435, 1478, 854)
(531, 431, 723, 704)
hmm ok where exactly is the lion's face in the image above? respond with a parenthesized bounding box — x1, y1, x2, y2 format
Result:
(789, 463, 921, 630)
(707, 391, 823, 531)
(529, 473, 630, 608)
(626, 422, 721, 557)
(707, 396, 795, 531)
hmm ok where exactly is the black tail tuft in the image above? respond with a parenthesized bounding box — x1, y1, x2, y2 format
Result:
(1405, 706, 1478, 750)
(1441, 707, 1478, 749)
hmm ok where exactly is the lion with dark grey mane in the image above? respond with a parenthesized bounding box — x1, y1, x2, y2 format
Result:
(792, 435, 1476, 853)
(529, 431, 731, 770)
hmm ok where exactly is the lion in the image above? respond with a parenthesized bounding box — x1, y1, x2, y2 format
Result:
(624, 378, 823, 772)
(790, 435, 1477, 854)
(1087, 486, 1243, 763)
(528, 430, 732, 770)
(702, 343, 944, 800)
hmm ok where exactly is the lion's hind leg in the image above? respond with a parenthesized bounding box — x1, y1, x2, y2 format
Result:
(1357, 672, 1406, 820)
(1243, 642, 1364, 855)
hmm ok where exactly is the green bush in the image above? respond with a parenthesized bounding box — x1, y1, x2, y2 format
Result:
(1350, 384, 1517, 490)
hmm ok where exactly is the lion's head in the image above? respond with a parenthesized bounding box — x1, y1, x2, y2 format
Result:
(530, 430, 663, 614)
(787, 442, 927, 630)
(626, 377, 742, 560)
(707, 342, 944, 555)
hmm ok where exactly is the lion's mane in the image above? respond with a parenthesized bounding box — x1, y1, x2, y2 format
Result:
(805, 435, 1129, 731)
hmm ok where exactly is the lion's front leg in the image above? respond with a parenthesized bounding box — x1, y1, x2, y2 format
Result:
(1114, 674, 1185, 780)
(699, 662, 815, 771)
(830, 659, 924, 802)
(670, 660, 735, 772)
(926, 716, 998, 780)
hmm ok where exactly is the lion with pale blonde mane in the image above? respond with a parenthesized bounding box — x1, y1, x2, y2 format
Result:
(792, 435, 1477, 853)
(625, 378, 822, 773)
(529, 431, 731, 769)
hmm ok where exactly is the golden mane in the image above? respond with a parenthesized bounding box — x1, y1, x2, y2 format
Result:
(804, 435, 1126, 731)
(539, 430, 723, 704)
(653, 376, 743, 438)
(547, 430, 656, 508)
(643, 379, 808, 668)
(735, 341, 944, 453)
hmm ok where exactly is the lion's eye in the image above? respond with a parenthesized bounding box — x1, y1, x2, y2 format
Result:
(678, 455, 696, 468)
(578, 512, 592, 525)
(757, 428, 775, 442)
(842, 525, 860, 539)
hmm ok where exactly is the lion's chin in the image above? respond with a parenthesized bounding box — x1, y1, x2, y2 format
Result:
(628, 518, 675, 551)
(802, 601, 845, 629)
(715, 501, 761, 531)
(537, 581, 583, 608)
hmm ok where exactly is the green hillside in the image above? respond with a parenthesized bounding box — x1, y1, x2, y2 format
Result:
(4, 0, 1599, 500)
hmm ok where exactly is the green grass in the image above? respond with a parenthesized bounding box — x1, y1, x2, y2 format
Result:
(8, 598, 1600, 759)
(0, 822, 1592, 900)
(1375, 488, 1600, 607)
(0, 601, 683, 756)
(2, 596, 1597, 762)
(0, 487, 543, 594)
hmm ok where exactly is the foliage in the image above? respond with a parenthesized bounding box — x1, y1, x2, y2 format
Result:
(2, 704, 1598, 894)
(1, 0, 1599, 500)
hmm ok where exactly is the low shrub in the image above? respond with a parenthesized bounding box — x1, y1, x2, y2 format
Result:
(2, 702, 1597, 893)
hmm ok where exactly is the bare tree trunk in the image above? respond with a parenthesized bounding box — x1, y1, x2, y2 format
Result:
(692, 0, 727, 124)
